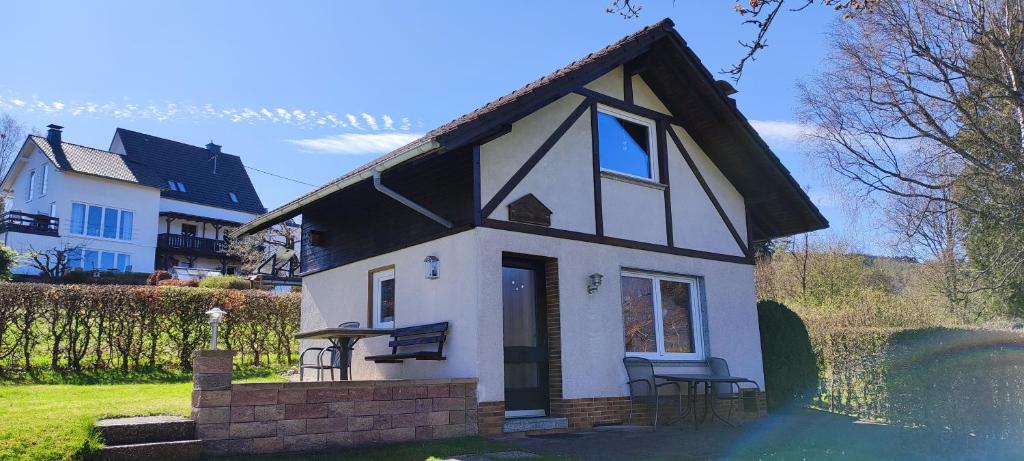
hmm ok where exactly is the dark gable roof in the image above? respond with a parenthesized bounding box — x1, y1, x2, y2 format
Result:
(29, 136, 166, 187)
(242, 18, 826, 240)
(114, 128, 266, 214)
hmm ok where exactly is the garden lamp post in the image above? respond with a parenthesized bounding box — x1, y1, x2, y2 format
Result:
(205, 307, 226, 350)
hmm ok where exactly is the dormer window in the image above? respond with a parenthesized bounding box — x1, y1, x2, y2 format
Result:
(167, 180, 187, 192)
(228, 192, 239, 203)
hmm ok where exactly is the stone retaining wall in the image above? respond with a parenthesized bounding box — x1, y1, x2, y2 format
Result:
(191, 350, 478, 456)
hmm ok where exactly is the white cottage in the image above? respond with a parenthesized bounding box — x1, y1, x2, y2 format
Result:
(235, 19, 827, 433)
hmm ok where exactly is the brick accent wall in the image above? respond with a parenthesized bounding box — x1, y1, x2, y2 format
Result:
(191, 350, 479, 456)
(478, 401, 505, 436)
(544, 258, 563, 405)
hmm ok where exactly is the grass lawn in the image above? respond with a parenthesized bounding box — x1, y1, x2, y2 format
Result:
(0, 367, 286, 461)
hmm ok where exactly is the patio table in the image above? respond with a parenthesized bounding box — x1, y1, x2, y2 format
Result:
(654, 373, 756, 429)
(295, 327, 393, 380)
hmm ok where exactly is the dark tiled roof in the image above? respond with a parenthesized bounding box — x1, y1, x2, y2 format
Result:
(29, 136, 166, 188)
(114, 128, 266, 214)
(264, 19, 676, 219)
(241, 17, 827, 239)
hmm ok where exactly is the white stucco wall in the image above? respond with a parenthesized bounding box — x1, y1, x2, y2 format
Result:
(584, 66, 625, 100)
(3, 153, 161, 274)
(600, 177, 667, 245)
(670, 125, 747, 248)
(474, 227, 763, 401)
(301, 226, 764, 403)
(480, 94, 596, 234)
(300, 230, 483, 391)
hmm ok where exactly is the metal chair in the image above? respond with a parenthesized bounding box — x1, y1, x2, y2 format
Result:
(623, 357, 682, 429)
(298, 321, 359, 381)
(322, 321, 360, 380)
(708, 357, 760, 423)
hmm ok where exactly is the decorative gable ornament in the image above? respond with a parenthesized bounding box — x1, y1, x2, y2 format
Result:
(507, 193, 552, 227)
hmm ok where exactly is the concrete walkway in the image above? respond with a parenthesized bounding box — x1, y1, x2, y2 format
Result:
(494, 410, 1024, 461)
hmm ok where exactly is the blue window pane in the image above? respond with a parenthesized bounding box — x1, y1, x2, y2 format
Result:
(100, 252, 115, 270)
(83, 250, 98, 270)
(68, 249, 82, 268)
(116, 254, 130, 272)
(119, 211, 133, 240)
(598, 112, 651, 178)
(70, 203, 86, 234)
(86, 206, 102, 236)
(103, 208, 118, 238)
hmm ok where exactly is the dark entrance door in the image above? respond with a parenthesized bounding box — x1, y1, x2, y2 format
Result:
(502, 257, 549, 415)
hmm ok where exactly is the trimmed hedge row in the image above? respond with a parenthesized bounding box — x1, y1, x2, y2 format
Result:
(0, 283, 300, 372)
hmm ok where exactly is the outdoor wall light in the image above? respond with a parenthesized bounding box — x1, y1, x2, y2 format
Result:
(587, 273, 604, 294)
(424, 255, 440, 279)
(205, 307, 226, 350)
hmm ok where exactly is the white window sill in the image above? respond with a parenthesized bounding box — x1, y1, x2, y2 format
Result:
(600, 170, 666, 190)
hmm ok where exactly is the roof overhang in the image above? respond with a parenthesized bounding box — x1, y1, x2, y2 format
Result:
(232, 139, 441, 236)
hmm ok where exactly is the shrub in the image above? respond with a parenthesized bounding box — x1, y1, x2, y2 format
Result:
(60, 270, 149, 285)
(0, 283, 299, 372)
(757, 300, 819, 411)
(199, 275, 251, 290)
(0, 244, 16, 281)
(146, 270, 173, 285)
(158, 278, 198, 287)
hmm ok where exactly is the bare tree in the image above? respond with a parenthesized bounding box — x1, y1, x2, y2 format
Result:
(801, 0, 1024, 314)
(224, 223, 298, 275)
(25, 244, 84, 281)
(0, 113, 27, 183)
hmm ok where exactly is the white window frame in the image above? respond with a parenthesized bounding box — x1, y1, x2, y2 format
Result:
(372, 268, 396, 328)
(69, 201, 134, 242)
(69, 248, 132, 272)
(27, 170, 36, 201)
(596, 105, 658, 182)
(621, 270, 706, 361)
(41, 164, 49, 196)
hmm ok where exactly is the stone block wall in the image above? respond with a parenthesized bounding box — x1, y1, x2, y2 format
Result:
(191, 350, 479, 456)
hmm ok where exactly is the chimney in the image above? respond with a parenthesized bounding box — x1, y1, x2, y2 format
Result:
(46, 124, 63, 144)
(207, 142, 221, 174)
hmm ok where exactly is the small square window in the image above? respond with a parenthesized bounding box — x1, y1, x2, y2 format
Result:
(176, 181, 187, 192)
(597, 107, 656, 180)
(228, 192, 239, 203)
(167, 180, 178, 191)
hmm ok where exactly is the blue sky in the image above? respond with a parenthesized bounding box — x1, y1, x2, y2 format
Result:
(1, 1, 870, 248)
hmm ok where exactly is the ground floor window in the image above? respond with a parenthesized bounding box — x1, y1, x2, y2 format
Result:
(371, 267, 395, 328)
(620, 270, 705, 361)
(68, 249, 132, 272)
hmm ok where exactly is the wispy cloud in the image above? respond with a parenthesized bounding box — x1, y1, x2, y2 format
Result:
(0, 93, 414, 131)
(287, 133, 423, 155)
(749, 120, 815, 144)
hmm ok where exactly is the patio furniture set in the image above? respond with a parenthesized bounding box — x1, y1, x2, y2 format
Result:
(296, 321, 449, 381)
(623, 356, 760, 429)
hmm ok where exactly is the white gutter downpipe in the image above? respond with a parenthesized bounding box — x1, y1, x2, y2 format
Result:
(232, 140, 441, 237)
(372, 170, 453, 228)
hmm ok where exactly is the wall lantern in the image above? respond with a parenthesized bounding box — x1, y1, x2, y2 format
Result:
(424, 255, 440, 279)
(587, 273, 604, 294)
(205, 307, 226, 350)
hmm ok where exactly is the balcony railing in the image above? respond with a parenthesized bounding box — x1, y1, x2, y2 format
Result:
(157, 233, 228, 255)
(0, 212, 59, 236)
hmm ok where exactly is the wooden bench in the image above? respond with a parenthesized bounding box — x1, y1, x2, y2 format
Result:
(365, 322, 449, 363)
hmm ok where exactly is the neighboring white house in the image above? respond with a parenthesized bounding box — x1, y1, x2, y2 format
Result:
(235, 19, 827, 432)
(0, 126, 268, 277)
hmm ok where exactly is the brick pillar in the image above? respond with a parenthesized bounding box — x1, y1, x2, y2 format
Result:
(191, 350, 235, 435)
(544, 258, 564, 418)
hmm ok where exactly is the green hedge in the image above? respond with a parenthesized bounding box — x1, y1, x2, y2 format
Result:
(757, 300, 820, 411)
(198, 275, 252, 290)
(0, 283, 299, 372)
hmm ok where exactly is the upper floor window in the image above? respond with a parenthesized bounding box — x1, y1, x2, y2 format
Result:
(167, 180, 187, 192)
(41, 165, 49, 196)
(597, 106, 656, 180)
(27, 171, 36, 201)
(70, 202, 133, 241)
(621, 270, 705, 361)
(228, 192, 239, 203)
